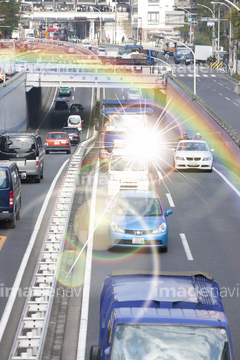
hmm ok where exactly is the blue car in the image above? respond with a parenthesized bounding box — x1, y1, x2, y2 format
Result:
(108, 190, 172, 251)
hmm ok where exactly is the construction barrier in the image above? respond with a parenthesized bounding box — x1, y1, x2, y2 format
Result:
(209, 61, 224, 69)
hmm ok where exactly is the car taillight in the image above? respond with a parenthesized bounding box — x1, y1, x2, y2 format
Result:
(66, 141, 70, 145)
(9, 191, 14, 207)
(36, 160, 39, 167)
(73, 136, 79, 139)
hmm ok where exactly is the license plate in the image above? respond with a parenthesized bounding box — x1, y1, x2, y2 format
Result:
(132, 237, 145, 244)
(188, 161, 198, 167)
(54, 141, 60, 145)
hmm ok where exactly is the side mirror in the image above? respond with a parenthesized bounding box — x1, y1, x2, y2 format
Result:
(165, 209, 173, 217)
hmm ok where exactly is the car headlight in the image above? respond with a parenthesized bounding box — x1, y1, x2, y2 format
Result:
(203, 157, 212, 161)
(152, 222, 167, 234)
(44, 142, 48, 146)
(175, 156, 184, 161)
(110, 222, 125, 233)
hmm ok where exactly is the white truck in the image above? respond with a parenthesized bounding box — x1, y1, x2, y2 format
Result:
(194, 45, 212, 63)
(19, 28, 35, 39)
(108, 148, 149, 196)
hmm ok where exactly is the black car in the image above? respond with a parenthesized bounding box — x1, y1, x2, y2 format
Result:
(69, 103, 84, 115)
(55, 98, 69, 110)
(61, 127, 80, 144)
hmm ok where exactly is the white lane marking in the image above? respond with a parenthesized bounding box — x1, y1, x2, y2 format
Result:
(213, 167, 240, 197)
(226, 87, 231, 90)
(86, 88, 95, 139)
(74, 87, 76, 91)
(180, 234, 194, 261)
(166, 193, 175, 207)
(233, 102, 239, 107)
(0, 159, 69, 342)
(213, 89, 216, 92)
(225, 97, 230, 101)
(203, 74, 208, 77)
(72, 95, 74, 100)
(77, 160, 99, 360)
(218, 93, 223, 96)
(211, 74, 216, 77)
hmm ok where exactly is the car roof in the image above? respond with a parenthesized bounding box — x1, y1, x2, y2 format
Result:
(119, 190, 157, 199)
(68, 115, 81, 120)
(47, 131, 67, 135)
(178, 140, 206, 144)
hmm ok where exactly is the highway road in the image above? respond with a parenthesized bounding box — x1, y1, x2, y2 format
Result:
(171, 63, 240, 135)
(83, 87, 240, 360)
(1, 50, 240, 359)
(0, 85, 94, 359)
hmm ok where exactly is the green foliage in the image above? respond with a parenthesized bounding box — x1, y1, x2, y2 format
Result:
(0, 0, 20, 38)
(230, 8, 240, 42)
(194, 33, 211, 46)
(232, 73, 240, 81)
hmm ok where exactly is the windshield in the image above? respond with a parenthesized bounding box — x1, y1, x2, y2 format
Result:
(111, 324, 231, 360)
(1, 136, 35, 154)
(47, 133, 67, 139)
(114, 197, 161, 217)
(177, 142, 209, 151)
(110, 155, 146, 171)
(0, 170, 9, 189)
(69, 118, 81, 125)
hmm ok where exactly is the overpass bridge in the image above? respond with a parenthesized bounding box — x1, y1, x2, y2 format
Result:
(25, 64, 169, 89)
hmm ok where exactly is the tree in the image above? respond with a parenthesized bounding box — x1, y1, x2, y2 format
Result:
(0, 0, 20, 38)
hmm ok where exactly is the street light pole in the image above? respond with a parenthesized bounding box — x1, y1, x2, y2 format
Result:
(197, 3, 215, 53)
(91, 6, 102, 44)
(175, 7, 192, 44)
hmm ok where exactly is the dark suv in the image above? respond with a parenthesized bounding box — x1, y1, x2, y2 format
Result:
(0, 161, 21, 228)
(0, 131, 44, 183)
(55, 98, 69, 110)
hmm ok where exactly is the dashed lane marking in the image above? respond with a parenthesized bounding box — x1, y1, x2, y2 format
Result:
(166, 193, 175, 207)
(180, 233, 194, 261)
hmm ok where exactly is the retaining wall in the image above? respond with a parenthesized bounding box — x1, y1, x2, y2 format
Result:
(0, 73, 28, 132)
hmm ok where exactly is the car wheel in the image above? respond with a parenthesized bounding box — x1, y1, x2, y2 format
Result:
(9, 216, 16, 229)
(67, 150, 71, 154)
(45, 150, 49, 154)
(16, 209, 20, 221)
(35, 174, 40, 183)
(160, 246, 168, 253)
(40, 167, 44, 179)
(208, 167, 213, 173)
(90, 346, 101, 360)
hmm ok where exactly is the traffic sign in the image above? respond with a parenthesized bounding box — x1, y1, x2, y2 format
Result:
(45, 30, 49, 36)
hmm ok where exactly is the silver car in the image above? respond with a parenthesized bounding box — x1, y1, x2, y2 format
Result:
(0, 131, 44, 183)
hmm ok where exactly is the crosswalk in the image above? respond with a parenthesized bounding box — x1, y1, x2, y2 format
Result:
(173, 73, 217, 78)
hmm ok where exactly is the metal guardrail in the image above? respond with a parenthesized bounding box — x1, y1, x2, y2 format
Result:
(169, 74, 240, 147)
(8, 131, 98, 360)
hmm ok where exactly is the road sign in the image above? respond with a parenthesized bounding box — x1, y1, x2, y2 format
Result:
(45, 30, 49, 36)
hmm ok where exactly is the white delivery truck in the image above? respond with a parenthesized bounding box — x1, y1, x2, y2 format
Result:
(194, 45, 212, 64)
(108, 148, 149, 196)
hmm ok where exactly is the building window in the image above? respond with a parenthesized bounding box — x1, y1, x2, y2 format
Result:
(148, 12, 159, 25)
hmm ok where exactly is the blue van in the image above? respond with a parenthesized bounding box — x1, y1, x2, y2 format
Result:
(0, 161, 21, 229)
